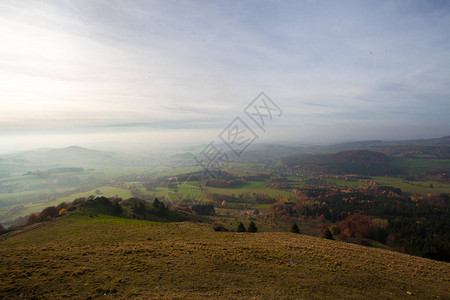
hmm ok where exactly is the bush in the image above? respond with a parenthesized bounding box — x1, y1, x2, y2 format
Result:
(56, 202, 69, 211)
(25, 214, 40, 226)
(192, 204, 215, 215)
(158, 202, 168, 216)
(323, 228, 334, 240)
(248, 221, 258, 233)
(212, 222, 227, 232)
(113, 202, 123, 214)
(153, 198, 161, 209)
(291, 223, 300, 234)
(133, 202, 146, 215)
(329, 225, 340, 235)
(38, 206, 59, 220)
(0, 223, 6, 234)
(237, 222, 246, 232)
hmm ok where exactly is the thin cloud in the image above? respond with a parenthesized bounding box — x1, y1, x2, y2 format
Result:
(0, 0, 448, 151)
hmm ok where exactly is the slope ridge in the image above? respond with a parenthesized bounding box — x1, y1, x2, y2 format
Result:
(0, 217, 448, 299)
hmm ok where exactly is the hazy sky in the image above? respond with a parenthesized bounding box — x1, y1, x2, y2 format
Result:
(0, 0, 449, 153)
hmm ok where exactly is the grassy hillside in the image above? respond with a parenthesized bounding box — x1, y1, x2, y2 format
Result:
(327, 176, 450, 194)
(283, 150, 398, 176)
(0, 186, 134, 224)
(0, 216, 449, 299)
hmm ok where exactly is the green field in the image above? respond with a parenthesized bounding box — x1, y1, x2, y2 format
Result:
(388, 158, 450, 174)
(204, 181, 294, 199)
(372, 176, 450, 194)
(227, 163, 266, 175)
(57, 186, 133, 202)
(1, 177, 295, 224)
(68, 214, 164, 227)
(286, 177, 307, 188)
(326, 179, 368, 188)
(0, 186, 133, 223)
(0, 189, 60, 203)
(325, 176, 450, 194)
(0, 166, 193, 224)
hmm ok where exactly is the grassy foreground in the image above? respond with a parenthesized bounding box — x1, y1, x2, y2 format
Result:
(0, 216, 449, 299)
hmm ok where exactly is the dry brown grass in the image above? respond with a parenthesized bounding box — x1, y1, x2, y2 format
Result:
(0, 215, 449, 299)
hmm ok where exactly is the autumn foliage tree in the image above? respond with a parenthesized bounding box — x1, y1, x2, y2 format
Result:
(38, 206, 59, 220)
(25, 214, 40, 225)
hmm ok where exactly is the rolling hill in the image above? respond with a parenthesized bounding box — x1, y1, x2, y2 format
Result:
(0, 215, 449, 299)
(321, 136, 450, 159)
(283, 150, 399, 176)
(0, 146, 170, 176)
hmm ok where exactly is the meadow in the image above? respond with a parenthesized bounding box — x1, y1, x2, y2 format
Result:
(371, 176, 450, 194)
(204, 181, 294, 199)
(388, 158, 450, 174)
(0, 186, 133, 224)
(326, 176, 450, 194)
(0, 166, 199, 224)
(0, 216, 448, 299)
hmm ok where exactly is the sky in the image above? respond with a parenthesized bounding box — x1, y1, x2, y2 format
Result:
(0, 0, 449, 153)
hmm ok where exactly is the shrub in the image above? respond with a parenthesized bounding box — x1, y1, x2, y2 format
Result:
(192, 204, 215, 215)
(237, 222, 246, 232)
(38, 206, 59, 220)
(133, 202, 146, 215)
(329, 225, 340, 235)
(172, 205, 192, 213)
(0, 223, 6, 234)
(212, 222, 227, 232)
(153, 198, 161, 209)
(25, 214, 40, 226)
(56, 202, 69, 211)
(248, 221, 258, 233)
(113, 202, 123, 214)
(291, 223, 300, 234)
(323, 228, 334, 240)
(158, 202, 167, 216)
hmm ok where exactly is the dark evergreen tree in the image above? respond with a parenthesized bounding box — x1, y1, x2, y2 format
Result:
(153, 198, 160, 209)
(192, 204, 215, 215)
(0, 223, 6, 234)
(113, 202, 123, 214)
(158, 202, 167, 216)
(133, 202, 146, 215)
(138, 202, 146, 214)
(237, 222, 246, 232)
(248, 221, 258, 233)
(291, 223, 300, 234)
(323, 228, 334, 240)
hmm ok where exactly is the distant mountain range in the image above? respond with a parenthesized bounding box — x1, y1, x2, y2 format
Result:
(281, 136, 450, 176)
(0, 136, 448, 177)
(0, 146, 166, 176)
(323, 136, 450, 159)
(328, 136, 450, 150)
(282, 150, 398, 176)
(236, 136, 450, 163)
